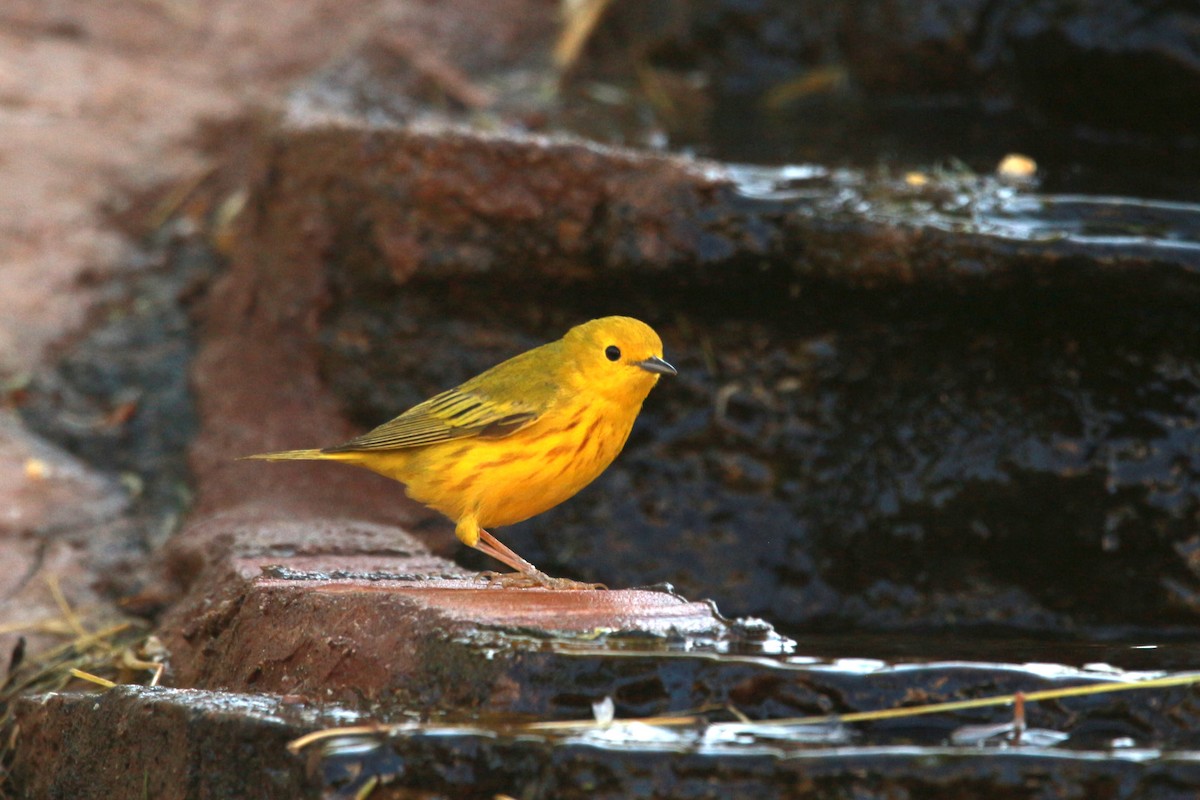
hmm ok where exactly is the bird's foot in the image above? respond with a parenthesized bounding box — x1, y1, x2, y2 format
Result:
(477, 570, 607, 591)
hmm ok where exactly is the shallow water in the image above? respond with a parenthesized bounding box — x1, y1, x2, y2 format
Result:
(782, 632, 1200, 673)
(727, 163, 1200, 261)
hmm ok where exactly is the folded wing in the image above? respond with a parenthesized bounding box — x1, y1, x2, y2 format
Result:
(322, 387, 540, 452)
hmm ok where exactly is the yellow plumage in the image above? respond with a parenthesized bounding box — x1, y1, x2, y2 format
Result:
(244, 316, 675, 586)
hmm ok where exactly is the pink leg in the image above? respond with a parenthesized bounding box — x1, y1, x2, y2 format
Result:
(475, 528, 541, 575)
(473, 529, 606, 591)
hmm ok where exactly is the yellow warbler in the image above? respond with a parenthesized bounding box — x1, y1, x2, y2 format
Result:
(245, 316, 676, 587)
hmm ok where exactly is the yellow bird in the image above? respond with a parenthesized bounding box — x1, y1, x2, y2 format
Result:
(244, 316, 676, 587)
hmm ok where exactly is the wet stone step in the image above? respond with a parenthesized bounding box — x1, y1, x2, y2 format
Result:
(155, 518, 778, 714)
(222, 117, 1200, 638)
(20, 512, 1200, 797)
(14, 684, 1200, 799)
(151, 524, 1200, 738)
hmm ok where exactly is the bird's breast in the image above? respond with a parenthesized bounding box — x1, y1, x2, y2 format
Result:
(407, 399, 639, 528)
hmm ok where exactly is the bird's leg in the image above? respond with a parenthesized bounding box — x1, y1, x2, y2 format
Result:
(476, 528, 541, 575)
(474, 529, 606, 591)
(458, 517, 544, 580)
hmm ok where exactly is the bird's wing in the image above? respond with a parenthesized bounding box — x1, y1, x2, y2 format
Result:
(322, 387, 542, 452)
(324, 339, 565, 453)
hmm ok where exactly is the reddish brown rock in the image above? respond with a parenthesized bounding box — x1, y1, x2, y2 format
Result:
(12, 688, 332, 799)
(158, 510, 737, 713)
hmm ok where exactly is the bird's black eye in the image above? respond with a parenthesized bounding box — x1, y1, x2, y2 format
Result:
(605, 345, 621, 362)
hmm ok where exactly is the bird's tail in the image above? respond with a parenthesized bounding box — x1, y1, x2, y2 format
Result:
(240, 448, 329, 462)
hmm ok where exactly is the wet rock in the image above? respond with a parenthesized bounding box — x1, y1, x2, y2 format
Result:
(11, 687, 337, 799)
(227, 117, 1200, 637)
(13, 677, 1200, 799)
(304, 733, 1200, 800)
(157, 513, 761, 715)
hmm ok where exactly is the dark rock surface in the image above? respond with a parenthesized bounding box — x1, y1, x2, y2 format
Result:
(14, 679, 1200, 799)
(12, 688, 337, 799)
(560, 0, 1200, 195)
(570, 0, 1200, 134)
(231, 119, 1200, 637)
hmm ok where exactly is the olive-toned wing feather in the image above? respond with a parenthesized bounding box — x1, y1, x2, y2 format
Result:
(322, 388, 538, 452)
(322, 341, 562, 453)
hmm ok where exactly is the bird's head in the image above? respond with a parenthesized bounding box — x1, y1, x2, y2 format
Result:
(561, 316, 676, 403)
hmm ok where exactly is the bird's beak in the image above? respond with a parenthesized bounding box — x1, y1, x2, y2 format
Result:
(635, 355, 677, 376)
